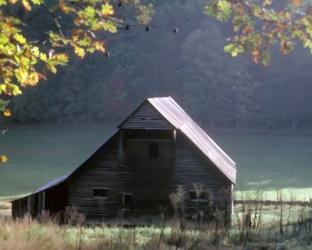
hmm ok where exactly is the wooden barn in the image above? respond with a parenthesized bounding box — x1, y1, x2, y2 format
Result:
(11, 97, 236, 222)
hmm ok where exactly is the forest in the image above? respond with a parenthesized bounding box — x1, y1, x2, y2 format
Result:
(5, 0, 312, 132)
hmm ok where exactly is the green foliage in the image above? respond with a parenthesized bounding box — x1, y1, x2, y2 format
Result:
(0, 0, 154, 163)
(224, 43, 244, 57)
(204, 0, 232, 21)
(205, 0, 312, 65)
(4, 0, 312, 131)
(0, 0, 153, 118)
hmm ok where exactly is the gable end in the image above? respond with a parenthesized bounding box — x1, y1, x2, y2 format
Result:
(119, 101, 174, 130)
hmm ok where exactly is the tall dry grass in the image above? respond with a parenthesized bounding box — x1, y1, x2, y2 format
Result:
(1, 187, 312, 249)
(0, 217, 73, 250)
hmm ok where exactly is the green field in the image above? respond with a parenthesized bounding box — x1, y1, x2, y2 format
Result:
(1, 125, 312, 199)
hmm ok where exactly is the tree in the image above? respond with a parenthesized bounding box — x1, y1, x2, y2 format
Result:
(181, 23, 255, 128)
(205, 0, 312, 65)
(0, 0, 153, 162)
(9, 0, 261, 126)
(0, 0, 153, 111)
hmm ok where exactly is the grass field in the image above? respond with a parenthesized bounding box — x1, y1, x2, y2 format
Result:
(0, 124, 312, 200)
(1, 202, 312, 250)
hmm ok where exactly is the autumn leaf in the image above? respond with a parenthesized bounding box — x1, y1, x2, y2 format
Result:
(22, 0, 31, 11)
(94, 41, 106, 52)
(290, 0, 303, 8)
(59, 0, 74, 13)
(3, 108, 11, 117)
(31, 0, 43, 4)
(242, 25, 253, 35)
(13, 34, 26, 44)
(263, 0, 273, 6)
(39, 53, 47, 61)
(252, 49, 261, 64)
(54, 53, 69, 64)
(216, 0, 232, 21)
(25, 72, 39, 86)
(0, 83, 22, 96)
(74, 45, 85, 58)
(0, 155, 8, 163)
(15, 68, 29, 84)
(224, 43, 244, 57)
(103, 21, 117, 33)
(101, 3, 114, 16)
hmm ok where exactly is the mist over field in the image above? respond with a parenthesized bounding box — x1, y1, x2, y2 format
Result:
(0, 125, 312, 198)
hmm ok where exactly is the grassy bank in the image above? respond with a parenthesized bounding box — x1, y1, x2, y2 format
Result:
(0, 202, 10, 217)
(0, 211, 311, 250)
(2, 191, 312, 249)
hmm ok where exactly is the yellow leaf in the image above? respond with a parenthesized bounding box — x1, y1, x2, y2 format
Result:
(103, 21, 117, 33)
(59, 0, 74, 13)
(55, 53, 69, 64)
(74, 45, 85, 58)
(22, 0, 31, 11)
(72, 35, 79, 42)
(94, 41, 106, 53)
(13, 34, 26, 44)
(3, 108, 11, 117)
(0, 84, 22, 96)
(101, 3, 114, 16)
(15, 68, 28, 84)
(31, 46, 40, 57)
(0, 155, 8, 163)
(39, 53, 47, 61)
(49, 65, 57, 74)
(263, 0, 273, 6)
(25, 72, 39, 86)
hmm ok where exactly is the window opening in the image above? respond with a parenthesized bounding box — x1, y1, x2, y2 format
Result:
(149, 142, 158, 158)
(93, 188, 109, 199)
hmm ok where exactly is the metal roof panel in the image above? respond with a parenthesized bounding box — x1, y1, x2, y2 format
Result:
(148, 96, 236, 183)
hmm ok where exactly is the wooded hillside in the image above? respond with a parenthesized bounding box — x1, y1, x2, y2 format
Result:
(8, 0, 312, 131)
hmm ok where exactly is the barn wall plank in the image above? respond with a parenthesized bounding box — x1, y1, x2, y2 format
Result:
(120, 102, 174, 130)
(67, 130, 232, 220)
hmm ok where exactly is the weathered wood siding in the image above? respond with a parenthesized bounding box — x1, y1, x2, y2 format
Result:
(12, 197, 28, 218)
(12, 183, 68, 219)
(123, 130, 175, 212)
(67, 131, 176, 218)
(119, 102, 174, 130)
(174, 132, 232, 213)
(67, 130, 232, 220)
(68, 133, 123, 218)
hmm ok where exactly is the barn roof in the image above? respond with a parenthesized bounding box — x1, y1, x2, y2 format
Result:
(10, 175, 69, 202)
(147, 96, 236, 184)
(35, 175, 69, 193)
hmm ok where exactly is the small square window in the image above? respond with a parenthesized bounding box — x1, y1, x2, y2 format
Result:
(149, 142, 158, 159)
(189, 190, 197, 200)
(189, 190, 207, 200)
(93, 188, 109, 199)
(122, 192, 134, 211)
